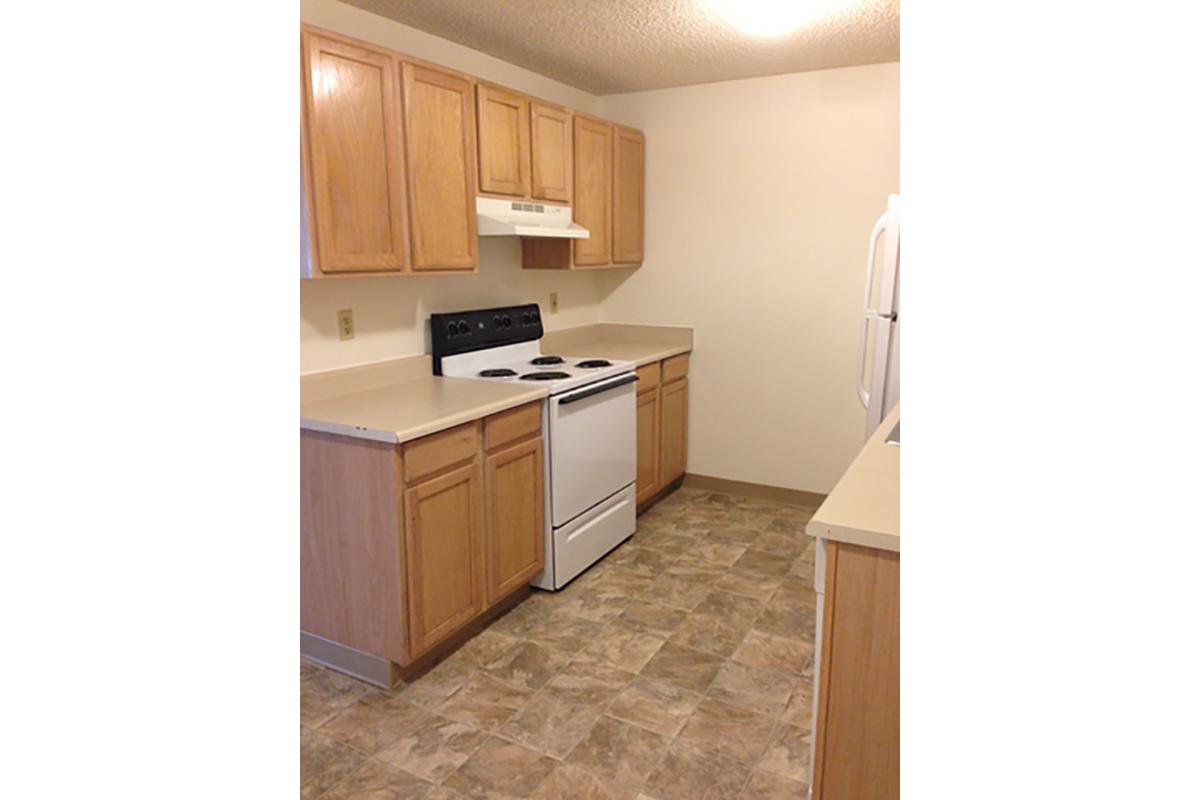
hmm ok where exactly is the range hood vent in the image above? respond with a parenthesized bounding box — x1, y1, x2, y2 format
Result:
(476, 196, 590, 239)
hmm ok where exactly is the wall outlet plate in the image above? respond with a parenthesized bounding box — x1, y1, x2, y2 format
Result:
(337, 309, 355, 341)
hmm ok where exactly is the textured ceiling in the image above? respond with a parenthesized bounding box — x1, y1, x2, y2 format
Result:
(340, 0, 899, 95)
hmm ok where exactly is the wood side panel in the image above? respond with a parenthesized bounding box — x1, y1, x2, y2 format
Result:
(302, 33, 408, 273)
(659, 377, 688, 484)
(476, 83, 530, 197)
(813, 542, 900, 800)
(484, 438, 546, 605)
(661, 353, 689, 383)
(484, 401, 542, 452)
(636, 387, 661, 505)
(300, 430, 408, 664)
(612, 125, 645, 264)
(572, 115, 612, 266)
(636, 362, 661, 393)
(521, 237, 571, 269)
(530, 102, 572, 203)
(404, 461, 484, 657)
(402, 62, 479, 271)
(402, 422, 479, 483)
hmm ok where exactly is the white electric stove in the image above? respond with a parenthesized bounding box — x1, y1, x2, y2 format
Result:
(431, 304, 638, 590)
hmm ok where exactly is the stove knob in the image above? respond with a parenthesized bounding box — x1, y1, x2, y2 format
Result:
(493, 315, 502, 329)
(502, 315, 512, 329)
(457, 320, 471, 335)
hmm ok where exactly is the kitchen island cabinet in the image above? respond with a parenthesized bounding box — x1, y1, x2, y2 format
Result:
(301, 401, 544, 686)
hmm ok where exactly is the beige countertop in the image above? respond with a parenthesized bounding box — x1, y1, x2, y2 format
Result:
(542, 323, 693, 367)
(301, 377, 548, 444)
(807, 405, 900, 553)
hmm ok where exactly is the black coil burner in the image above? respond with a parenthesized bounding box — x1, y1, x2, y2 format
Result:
(479, 368, 518, 378)
(531, 355, 564, 365)
(576, 359, 612, 368)
(520, 371, 570, 381)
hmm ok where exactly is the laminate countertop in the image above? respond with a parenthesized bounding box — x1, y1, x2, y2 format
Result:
(541, 324, 694, 368)
(300, 377, 548, 445)
(807, 404, 900, 553)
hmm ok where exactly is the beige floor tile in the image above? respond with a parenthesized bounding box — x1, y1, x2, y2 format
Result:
(530, 763, 640, 800)
(300, 728, 368, 800)
(707, 660, 797, 717)
(642, 740, 751, 800)
(479, 641, 571, 691)
(713, 568, 784, 602)
(755, 603, 817, 642)
(638, 642, 724, 693)
(668, 612, 750, 658)
(436, 672, 535, 732)
(425, 788, 471, 800)
(554, 586, 632, 623)
(594, 565, 658, 596)
(542, 659, 637, 707)
(399, 659, 475, 710)
(609, 545, 677, 576)
(566, 715, 671, 787)
(300, 669, 374, 728)
(617, 601, 688, 638)
(739, 770, 809, 799)
(778, 680, 813, 730)
(300, 657, 322, 680)
(319, 758, 434, 800)
(606, 675, 704, 738)
(675, 540, 748, 568)
(443, 737, 558, 800)
(578, 619, 667, 672)
(676, 698, 775, 765)
(639, 573, 712, 612)
(375, 714, 489, 783)
(496, 691, 604, 759)
(693, 589, 765, 630)
(454, 630, 523, 669)
(320, 692, 432, 753)
(524, 614, 607, 656)
(758, 724, 812, 783)
(732, 549, 795, 578)
(749, 531, 810, 560)
(731, 630, 813, 675)
(705, 525, 762, 547)
(636, 530, 694, 557)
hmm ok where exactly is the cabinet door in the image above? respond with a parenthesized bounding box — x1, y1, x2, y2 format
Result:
(402, 63, 479, 271)
(476, 83, 530, 197)
(530, 102, 572, 203)
(484, 437, 545, 605)
(659, 378, 688, 484)
(613, 126, 645, 264)
(302, 33, 408, 273)
(572, 116, 612, 266)
(404, 461, 483, 657)
(636, 388, 660, 505)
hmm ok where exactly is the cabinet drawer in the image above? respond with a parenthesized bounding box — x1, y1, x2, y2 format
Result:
(636, 362, 660, 394)
(662, 353, 690, 384)
(403, 422, 479, 483)
(484, 401, 542, 452)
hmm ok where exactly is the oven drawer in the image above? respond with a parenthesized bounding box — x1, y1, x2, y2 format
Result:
(548, 373, 637, 526)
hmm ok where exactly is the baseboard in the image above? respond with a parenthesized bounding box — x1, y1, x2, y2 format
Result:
(301, 632, 402, 689)
(683, 473, 826, 509)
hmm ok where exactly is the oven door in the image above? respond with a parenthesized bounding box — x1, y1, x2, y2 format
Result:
(548, 372, 638, 527)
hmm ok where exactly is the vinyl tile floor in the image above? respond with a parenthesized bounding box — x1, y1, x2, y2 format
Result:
(300, 488, 820, 800)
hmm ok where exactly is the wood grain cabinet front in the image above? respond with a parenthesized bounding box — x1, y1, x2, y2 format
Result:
(484, 437, 545, 604)
(301, 32, 409, 275)
(572, 115, 614, 267)
(659, 376, 689, 485)
(530, 102, 572, 203)
(403, 461, 484, 658)
(636, 387, 661, 505)
(402, 62, 479, 272)
(613, 125, 645, 265)
(476, 83, 530, 198)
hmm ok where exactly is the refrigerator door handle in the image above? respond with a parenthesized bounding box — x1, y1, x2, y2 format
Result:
(857, 211, 888, 408)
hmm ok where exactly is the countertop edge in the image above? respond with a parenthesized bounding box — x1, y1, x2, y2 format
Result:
(807, 521, 900, 554)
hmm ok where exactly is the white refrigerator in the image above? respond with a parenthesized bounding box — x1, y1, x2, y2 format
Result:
(857, 193, 901, 438)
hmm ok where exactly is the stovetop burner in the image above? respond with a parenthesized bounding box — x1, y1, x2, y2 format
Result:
(479, 368, 518, 378)
(521, 371, 570, 381)
(531, 355, 564, 365)
(576, 359, 612, 368)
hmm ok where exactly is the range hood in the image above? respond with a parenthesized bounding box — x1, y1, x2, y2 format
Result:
(475, 196, 590, 239)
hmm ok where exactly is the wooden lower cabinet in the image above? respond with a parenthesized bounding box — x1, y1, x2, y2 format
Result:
(484, 437, 545, 604)
(636, 388, 660, 505)
(403, 461, 484, 656)
(659, 377, 689, 485)
(812, 541, 900, 800)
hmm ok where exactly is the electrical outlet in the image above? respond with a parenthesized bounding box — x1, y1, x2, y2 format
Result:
(337, 309, 355, 341)
(550, 292, 559, 313)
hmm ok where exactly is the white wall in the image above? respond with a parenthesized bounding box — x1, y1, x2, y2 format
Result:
(299, 0, 608, 373)
(596, 64, 900, 494)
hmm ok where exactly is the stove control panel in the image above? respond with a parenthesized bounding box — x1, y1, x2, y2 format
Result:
(430, 303, 544, 374)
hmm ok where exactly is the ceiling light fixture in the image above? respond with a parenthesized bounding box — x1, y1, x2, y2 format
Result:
(701, 0, 829, 37)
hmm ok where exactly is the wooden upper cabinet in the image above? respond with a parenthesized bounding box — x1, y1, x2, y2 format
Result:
(403, 460, 484, 657)
(401, 63, 479, 271)
(572, 115, 613, 266)
(530, 102, 572, 203)
(476, 83, 530, 198)
(613, 126, 645, 264)
(484, 437, 545, 605)
(301, 32, 408, 274)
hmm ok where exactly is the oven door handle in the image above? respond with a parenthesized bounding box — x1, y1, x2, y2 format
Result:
(557, 373, 639, 405)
